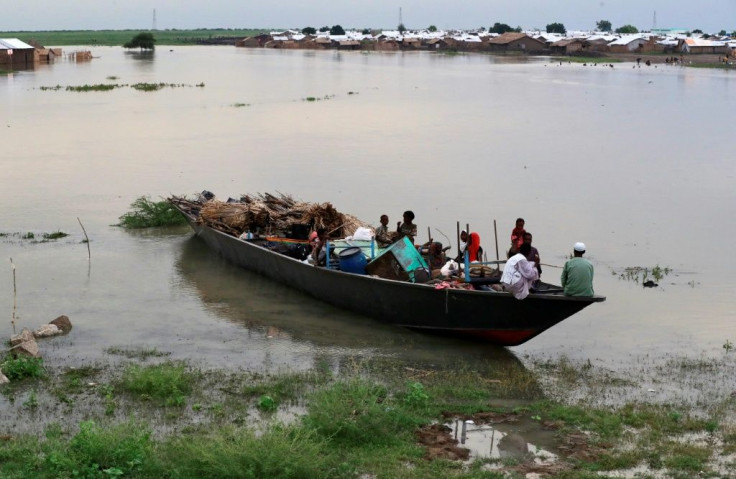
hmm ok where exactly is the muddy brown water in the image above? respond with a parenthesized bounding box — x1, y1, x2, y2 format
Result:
(1, 47, 735, 401)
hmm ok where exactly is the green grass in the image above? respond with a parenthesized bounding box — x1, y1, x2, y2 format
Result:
(302, 378, 425, 448)
(119, 361, 195, 406)
(152, 424, 334, 478)
(240, 369, 331, 404)
(1, 356, 734, 478)
(1, 356, 46, 380)
(0, 29, 268, 46)
(118, 196, 187, 228)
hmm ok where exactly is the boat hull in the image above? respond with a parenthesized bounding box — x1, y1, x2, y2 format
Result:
(177, 210, 604, 346)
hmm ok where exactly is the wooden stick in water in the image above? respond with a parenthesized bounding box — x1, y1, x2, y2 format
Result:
(78, 217, 91, 260)
(10, 258, 16, 335)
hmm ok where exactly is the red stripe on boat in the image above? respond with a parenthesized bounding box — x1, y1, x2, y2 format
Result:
(462, 329, 538, 346)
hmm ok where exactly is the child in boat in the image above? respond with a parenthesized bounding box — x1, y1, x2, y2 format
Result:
(396, 210, 417, 244)
(509, 218, 526, 256)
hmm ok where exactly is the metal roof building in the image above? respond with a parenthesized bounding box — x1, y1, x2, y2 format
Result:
(0, 38, 36, 66)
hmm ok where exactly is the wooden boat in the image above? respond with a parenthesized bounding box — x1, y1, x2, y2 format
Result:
(171, 199, 605, 346)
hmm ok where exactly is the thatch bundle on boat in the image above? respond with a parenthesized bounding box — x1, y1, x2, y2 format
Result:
(173, 192, 369, 238)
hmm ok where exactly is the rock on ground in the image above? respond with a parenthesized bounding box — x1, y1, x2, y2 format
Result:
(34, 324, 62, 338)
(13, 338, 40, 358)
(50, 315, 72, 333)
(10, 328, 34, 347)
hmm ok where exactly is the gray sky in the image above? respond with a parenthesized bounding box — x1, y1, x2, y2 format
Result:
(2, 0, 734, 33)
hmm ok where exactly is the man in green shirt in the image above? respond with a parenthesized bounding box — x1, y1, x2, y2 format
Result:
(561, 242, 594, 296)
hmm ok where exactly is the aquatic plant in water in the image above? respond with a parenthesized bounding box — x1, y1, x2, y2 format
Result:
(615, 265, 671, 284)
(118, 196, 187, 228)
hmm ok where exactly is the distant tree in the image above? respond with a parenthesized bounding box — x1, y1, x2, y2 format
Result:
(397, 23, 406, 33)
(489, 22, 515, 34)
(692, 29, 703, 34)
(329, 25, 345, 35)
(302, 27, 317, 35)
(702, 33, 710, 39)
(718, 30, 727, 36)
(428, 25, 437, 32)
(515, 26, 523, 32)
(615, 25, 639, 34)
(319, 26, 330, 32)
(123, 32, 155, 50)
(546, 22, 566, 34)
(361, 28, 371, 35)
(732, 31, 736, 38)
(596, 20, 612, 32)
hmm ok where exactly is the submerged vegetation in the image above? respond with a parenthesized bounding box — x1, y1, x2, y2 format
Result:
(118, 196, 187, 228)
(303, 94, 336, 102)
(613, 264, 672, 285)
(39, 82, 204, 93)
(0, 231, 69, 243)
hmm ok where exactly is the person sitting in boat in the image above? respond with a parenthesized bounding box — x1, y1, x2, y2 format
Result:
(494, 243, 539, 299)
(456, 231, 483, 262)
(509, 218, 526, 256)
(396, 210, 417, 244)
(458, 230, 468, 255)
(423, 241, 446, 271)
(375, 214, 396, 247)
(561, 242, 594, 297)
(523, 232, 541, 278)
(311, 228, 330, 266)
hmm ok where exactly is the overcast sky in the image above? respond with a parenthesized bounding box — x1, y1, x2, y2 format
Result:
(2, 0, 734, 33)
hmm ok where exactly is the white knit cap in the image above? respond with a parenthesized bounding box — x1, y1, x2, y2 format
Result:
(573, 242, 586, 252)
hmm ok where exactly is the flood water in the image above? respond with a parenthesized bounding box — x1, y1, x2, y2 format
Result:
(2, 47, 735, 382)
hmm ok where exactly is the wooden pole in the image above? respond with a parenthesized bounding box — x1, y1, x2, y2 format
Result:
(10, 258, 16, 334)
(78, 217, 91, 260)
(493, 220, 499, 261)
(427, 226, 431, 244)
(456, 221, 461, 257)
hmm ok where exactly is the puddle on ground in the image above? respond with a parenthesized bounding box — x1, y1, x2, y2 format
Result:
(447, 418, 559, 463)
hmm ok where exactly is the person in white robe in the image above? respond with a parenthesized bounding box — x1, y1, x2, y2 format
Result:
(499, 242, 539, 299)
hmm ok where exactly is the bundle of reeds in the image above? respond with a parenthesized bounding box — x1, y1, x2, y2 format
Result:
(171, 192, 370, 238)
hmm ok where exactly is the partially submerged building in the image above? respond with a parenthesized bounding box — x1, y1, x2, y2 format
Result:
(0, 38, 35, 67)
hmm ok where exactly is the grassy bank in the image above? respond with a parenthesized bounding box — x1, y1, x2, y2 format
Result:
(0, 29, 266, 46)
(1, 350, 735, 478)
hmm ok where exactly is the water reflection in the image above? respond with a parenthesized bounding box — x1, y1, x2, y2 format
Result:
(124, 50, 155, 69)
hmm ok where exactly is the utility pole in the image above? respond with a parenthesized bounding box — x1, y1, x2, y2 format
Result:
(652, 10, 657, 30)
(152, 9, 157, 31)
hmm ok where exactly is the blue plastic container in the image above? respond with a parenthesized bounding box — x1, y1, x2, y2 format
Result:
(338, 247, 367, 274)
